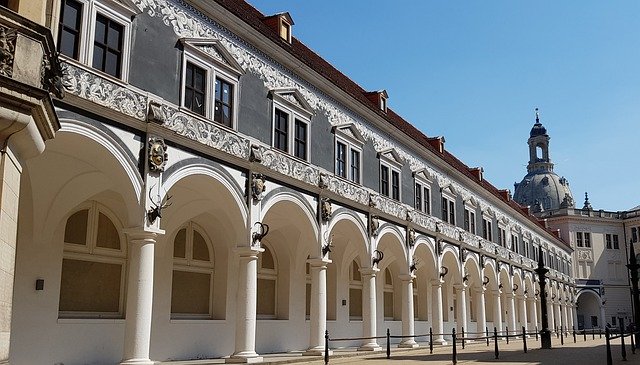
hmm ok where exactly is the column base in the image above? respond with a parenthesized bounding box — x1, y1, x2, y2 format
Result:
(303, 347, 332, 356)
(432, 338, 447, 345)
(357, 343, 382, 351)
(225, 356, 264, 364)
(398, 339, 419, 348)
(120, 359, 157, 365)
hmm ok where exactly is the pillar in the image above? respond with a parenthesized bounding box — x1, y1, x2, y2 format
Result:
(476, 287, 487, 337)
(528, 297, 538, 332)
(358, 268, 381, 351)
(562, 303, 568, 333)
(121, 230, 159, 365)
(570, 304, 576, 330)
(399, 274, 418, 348)
(506, 293, 516, 335)
(305, 258, 331, 355)
(454, 284, 468, 335)
(520, 295, 528, 334)
(555, 302, 562, 330)
(431, 279, 446, 345)
(0, 149, 21, 365)
(599, 303, 606, 330)
(548, 300, 555, 331)
(227, 247, 264, 363)
(493, 290, 503, 335)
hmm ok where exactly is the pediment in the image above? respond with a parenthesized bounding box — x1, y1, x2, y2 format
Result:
(440, 183, 458, 196)
(413, 168, 432, 182)
(464, 196, 478, 207)
(333, 123, 365, 144)
(378, 147, 403, 166)
(483, 207, 495, 218)
(180, 38, 244, 76)
(271, 88, 314, 116)
(108, 0, 142, 16)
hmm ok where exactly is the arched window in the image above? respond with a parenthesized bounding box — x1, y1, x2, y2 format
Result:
(349, 260, 362, 319)
(59, 202, 125, 318)
(171, 222, 214, 318)
(383, 268, 394, 319)
(257, 244, 277, 318)
(305, 261, 311, 319)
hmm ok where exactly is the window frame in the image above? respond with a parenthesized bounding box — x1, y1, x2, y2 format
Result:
(415, 177, 432, 215)
(60, 201, 126, 319)
(441, 191, 456, 225)
(380, 160, 401, 201)
(57, 0, 134, 82)
(463, 202, 476, 234)
(180, 43, 239, 129)
(334, 133, 363, 184)
(271, 99, 311, 162)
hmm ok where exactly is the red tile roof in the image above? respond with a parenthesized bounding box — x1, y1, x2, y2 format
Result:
(212, 0, 570, 249)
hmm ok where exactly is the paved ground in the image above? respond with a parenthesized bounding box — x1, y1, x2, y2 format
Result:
(162, 335, 640, 365)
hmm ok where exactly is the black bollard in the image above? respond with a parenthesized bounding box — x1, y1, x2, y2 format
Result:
(523, 326, 528, 353)
(606, 327, 612, 365)
(631, 329, 636, 355)
(536, 326, 539, 341)
(429, 327, 433, 354)
(486, 326, 490, 346)
(561, 325, 564, 345)
(506, 326, 509, 344)
(452, 328, 457, 364)
(494, 327, 499, 359)
(600, 329, 602, 339)
(573, 326, 576, 343)
(592, 328, 595, 340)
(324, 330, 329, 365)
(462, 326, 465, 349)
(386, 328, 390, 359)
(621, 323, 627, 361)
(584, 328, 587, 342)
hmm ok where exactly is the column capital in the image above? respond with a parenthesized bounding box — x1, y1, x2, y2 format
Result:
(234, 246, 264, 258)
(307, 257, 332, 267)
(360, 267, 380, 276)
(398, 273, 416, 282)
(430, 278, 444, 286)
(453, 283, 468, 291)
(123, 227, 163, 243)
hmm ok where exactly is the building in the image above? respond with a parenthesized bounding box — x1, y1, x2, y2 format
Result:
(2, 0, 577, 364)
(513, 113, 640, 330)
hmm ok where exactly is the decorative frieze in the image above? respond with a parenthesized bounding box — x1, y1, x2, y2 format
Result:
(257, 146, 319, 186)
(576, 249, 593, 262)
(0, 25, 16, 77)
(413, 211, 437, 232)
(436, 221, 460, 242)
(480, 239, 497, 255)
(460, 231, 480, 248)
(63, 63, 148, 120)
(320, 174, 369, 206)
(369, 194, 407, 220)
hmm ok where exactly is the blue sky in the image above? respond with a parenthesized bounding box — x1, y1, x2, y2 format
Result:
(249, 1, 640, 211)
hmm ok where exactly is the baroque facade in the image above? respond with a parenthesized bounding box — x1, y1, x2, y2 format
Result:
(2, 0, 577, 364)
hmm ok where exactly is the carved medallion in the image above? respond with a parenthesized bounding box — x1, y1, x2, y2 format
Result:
(251, 173, 266, 201)
(369, 215, 379, 237)
(320, 197, 332, 222)
(148, 137, 168, 172)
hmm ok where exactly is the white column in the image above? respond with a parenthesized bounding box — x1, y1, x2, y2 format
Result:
(476, 287, 487, 337)
(227, 247, 264, 363)
(506, 293, 516, 335)
(555, 302, 562, 331)
(569, 305, 576, 330)
(454, 284, 468, 335)
(431, 279, 446, 345)
(121, 230, 159, 365)
(399, 274, 418, 348)
(599, 304, 606, 330)
(520, 295, 528, 334)
(548, 300, 555, 331)
(562, 303, 569, 333)
(305, 258, 332, 355)
(493, 290, 503, 335)
(528, 297, 538, 332)
(358, 268, 381, 351)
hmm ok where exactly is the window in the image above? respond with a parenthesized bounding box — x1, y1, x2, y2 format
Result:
(271, 103, 310, 161)
(632, 227, 639, 243)
(380, 162, 401, 201)
(59, 202, 125, 318)
(349, 260, 363, 319)
(613, 234, 619, 249)
(441, 196, 455, 225)
(576, 232, 584, 247)
(511, 234, 519, 253)
(383, 268, 394, 319)
(605, 234, 619, 250)
(257, 245, 277, 318)
(524, 240, 530, 258)
(171, 222, 215, 318)
(334, 133, 362, 184)
(415, 181, 431, 214)
(584, 232, 591, 248)
(391, 170, 400, 200)
(180, 40, 240, 127)
(497, 227, 506, 247)
(482, 218, 493, 241)
(606, 234, 612, 249)
(464, 208, 476, 234)
(381, 165, 389, 196)
(57, 0, 133, 80)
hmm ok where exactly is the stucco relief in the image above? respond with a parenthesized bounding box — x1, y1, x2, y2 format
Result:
(149, 103, 250, 159)
(128, 0, 560, 256)
(321, 174, 369, 206)
(460, 231, 480, 248)
(257, 146, 319, 186)
(369, 194, 407, 220)
(63, 63, 148, 120)
(576, 249, 593, 262)
(436, 222, 459, 242)
(480, 239, 497, 255)
(412, 211, 437, 232)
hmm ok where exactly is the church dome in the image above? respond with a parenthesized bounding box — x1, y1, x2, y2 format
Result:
(513, 171, 574, 211)
(530, 122, 547, 138)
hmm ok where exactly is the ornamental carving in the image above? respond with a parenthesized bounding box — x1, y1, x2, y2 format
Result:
(249, 144, 263, 162)
(63, 63, 148, 120)
(132, 0, 561, 258)
(413, 211, 437, 232)
(496, 246, 510, 259)
(436, 222, 459, 241)
(369, 215, 379, 237)
(41, 52, 66, 98)
(407, 228, 416, 247)
(148, 137, 168, 172)
(0, 25, 16, 77)
(322, 174, 369, 205)
(576, 249, 593, 262)
(320, 197, 332, 222)
(251, 173, 266, 201)
(480, 239, 496, 254)
(460, 231, 480, 248)
(258, 146, 319, 186)
(370, 194, 407, 220)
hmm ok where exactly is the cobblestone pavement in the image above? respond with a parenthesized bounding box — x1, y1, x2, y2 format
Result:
(162, 335, 640, 365)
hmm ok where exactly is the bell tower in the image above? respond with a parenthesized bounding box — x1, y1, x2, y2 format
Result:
(527, 108, 553, 173)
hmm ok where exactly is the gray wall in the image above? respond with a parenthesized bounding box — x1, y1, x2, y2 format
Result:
(237, 74, 271, 145)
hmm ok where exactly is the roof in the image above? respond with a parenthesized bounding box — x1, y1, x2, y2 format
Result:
(211, 0, 570, 249)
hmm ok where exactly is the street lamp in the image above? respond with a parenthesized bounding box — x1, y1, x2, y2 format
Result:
(534, 245, 551, 349)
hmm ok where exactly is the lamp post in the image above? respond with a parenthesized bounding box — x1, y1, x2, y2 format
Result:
(626, 240, 640, 348)
(534, 245, 552, 349)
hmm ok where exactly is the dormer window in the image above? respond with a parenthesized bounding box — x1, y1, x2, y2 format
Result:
(364, 90, 389, 112)
(263, 12, 294, 44)
(380, 95, 387, 112)
(279, 20, 291, 42)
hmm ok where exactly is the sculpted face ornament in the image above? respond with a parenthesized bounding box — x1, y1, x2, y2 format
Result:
(320, 197, 332, 222)
(369, 215, 380, 237)
(251, 173, 266, 201)
(148, 137, 168, 172)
